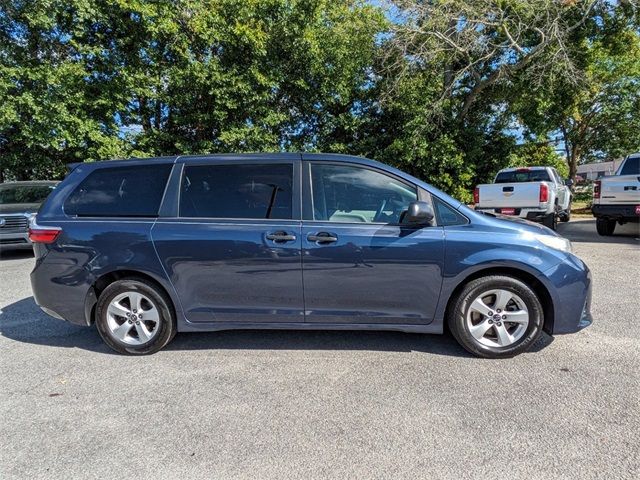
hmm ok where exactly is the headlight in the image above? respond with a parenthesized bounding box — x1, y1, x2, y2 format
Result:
(535, 234, 572, 253)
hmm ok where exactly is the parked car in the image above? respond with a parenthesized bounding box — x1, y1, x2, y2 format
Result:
(474, 166, 572, 230)
(0, 181, 58, 250)
(592, 153, 640, 236)
(29, 154, 592, 358)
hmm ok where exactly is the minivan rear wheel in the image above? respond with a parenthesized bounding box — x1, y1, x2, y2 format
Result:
(95, 278, 176, 355)
(447, 275, 544, 358)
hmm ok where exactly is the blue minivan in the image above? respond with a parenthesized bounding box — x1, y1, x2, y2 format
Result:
(29, 153, 592, 357)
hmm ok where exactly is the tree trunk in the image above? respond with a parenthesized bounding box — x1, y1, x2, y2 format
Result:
(569, 146, 580, 181)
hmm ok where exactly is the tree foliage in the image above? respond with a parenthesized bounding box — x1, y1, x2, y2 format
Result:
(510, 1, 640, 178)
(0, 0, 638, 201)
(0, 0, 383, 179)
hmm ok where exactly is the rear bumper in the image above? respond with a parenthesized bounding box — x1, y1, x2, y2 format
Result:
(592, 204, 640, 221)
(30, 255, 93, 327)
(476, 208, 550, 221)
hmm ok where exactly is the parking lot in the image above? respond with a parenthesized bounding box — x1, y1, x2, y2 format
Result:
(0, 218, 638, 479)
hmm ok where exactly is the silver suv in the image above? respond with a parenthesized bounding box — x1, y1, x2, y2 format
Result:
(0, 181, 58, 250)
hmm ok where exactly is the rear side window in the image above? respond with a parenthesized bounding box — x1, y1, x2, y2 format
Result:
(180, 164, 293, 219)
(495, 170, 551, 183)
(620, 156, 640, 175)
(64, 164, 172, 217)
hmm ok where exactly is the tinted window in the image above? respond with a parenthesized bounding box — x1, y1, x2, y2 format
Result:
(65, 164, 172, 217)
(434, 197, 468, 226)
(180, 164, 293, 219)
(0, 185, 55, 204)
(311, 164, 417, 223)
(495, 170, 551, 183)
(620, 156, 640, 175)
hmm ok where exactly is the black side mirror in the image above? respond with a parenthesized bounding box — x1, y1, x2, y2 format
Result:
(565, 178, 574, 187)
(404, 201, 435, 225)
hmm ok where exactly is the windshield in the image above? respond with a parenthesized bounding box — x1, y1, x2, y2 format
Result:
(0, 185, 55, 205)
(619, 156, 640, 175)
(495, 170, 551, 183)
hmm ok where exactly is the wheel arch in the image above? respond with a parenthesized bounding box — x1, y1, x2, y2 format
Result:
(443, 266, 555, 335)
(85, 269, 177, 326)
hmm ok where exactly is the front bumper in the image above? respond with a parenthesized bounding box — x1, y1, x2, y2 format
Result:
(541, 254, 593, 335)
(0, 232, 31, 249)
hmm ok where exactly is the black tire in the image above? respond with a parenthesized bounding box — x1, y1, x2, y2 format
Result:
(95, 278, 176, 355)
(596, 218, 616, 236)
(447, 275, 544, 359)
(542, 212, 557, 230)
(561, 201, 571, 222)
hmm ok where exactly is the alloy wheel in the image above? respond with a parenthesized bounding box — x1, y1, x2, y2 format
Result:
(106, 291, 160, 345)
(466, 289, 529, 348)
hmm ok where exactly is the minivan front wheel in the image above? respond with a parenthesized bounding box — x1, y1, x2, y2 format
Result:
(448, 276, 544, 358)
(95, 278, 176, 355)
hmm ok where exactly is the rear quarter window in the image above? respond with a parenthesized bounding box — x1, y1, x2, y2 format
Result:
(64, 164, 172, 217)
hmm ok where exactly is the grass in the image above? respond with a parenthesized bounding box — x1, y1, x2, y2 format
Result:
(572, 200, 592, 216)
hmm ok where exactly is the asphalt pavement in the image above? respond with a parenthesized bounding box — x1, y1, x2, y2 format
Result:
(0, 218, 638, 479)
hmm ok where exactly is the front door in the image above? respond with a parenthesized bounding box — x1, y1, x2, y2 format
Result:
(301, 161, 445, 324)
(152, 159, 304, 323)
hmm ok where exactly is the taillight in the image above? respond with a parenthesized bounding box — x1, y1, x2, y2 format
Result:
(28, 218, 61, 244)
(593, 180, 601, 199)
(539, 183, 549, 203)
(473, 187, 479, 204)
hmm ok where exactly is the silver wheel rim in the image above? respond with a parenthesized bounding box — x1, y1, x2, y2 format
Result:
(106, 292, 160, 345)
(466, 289, 529, 348)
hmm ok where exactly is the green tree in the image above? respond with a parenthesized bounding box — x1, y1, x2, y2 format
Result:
(511, 2, 640, 178)
(507, 143, 569, 178)
(0, 1, 130, 180)
(0, 0, 383, 180)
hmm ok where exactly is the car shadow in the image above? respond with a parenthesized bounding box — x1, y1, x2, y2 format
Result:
(0, 296, 553, 357)
(557, 218, 640, 244)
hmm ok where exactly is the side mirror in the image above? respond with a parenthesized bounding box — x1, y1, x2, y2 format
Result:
(404, 201, 434, 225)
(565, 178, 574, 187)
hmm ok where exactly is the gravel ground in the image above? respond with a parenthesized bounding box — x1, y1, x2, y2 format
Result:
(1, 218, 638, 480)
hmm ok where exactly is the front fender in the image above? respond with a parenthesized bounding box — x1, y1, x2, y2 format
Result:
(433, 225, 568, 323)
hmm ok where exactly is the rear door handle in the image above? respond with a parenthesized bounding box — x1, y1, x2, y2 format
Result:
(307, 232, 338, 244)
(266, 231, 296, 243)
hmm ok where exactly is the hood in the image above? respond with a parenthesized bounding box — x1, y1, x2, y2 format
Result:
(474, 210, 558, 236)
(0, 203, 40, 215)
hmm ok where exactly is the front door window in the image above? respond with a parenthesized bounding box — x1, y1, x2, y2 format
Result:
(311, 164, 417, 224)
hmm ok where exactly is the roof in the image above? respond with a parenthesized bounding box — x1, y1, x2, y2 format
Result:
(67, 152, 374, 169)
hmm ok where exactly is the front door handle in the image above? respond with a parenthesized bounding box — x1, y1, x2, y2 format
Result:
(266, 231, 296, 243)
(307, 232, 338, 244)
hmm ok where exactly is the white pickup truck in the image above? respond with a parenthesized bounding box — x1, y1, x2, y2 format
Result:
(474, 166, 572, 230)
(592, 153, 640, 236)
